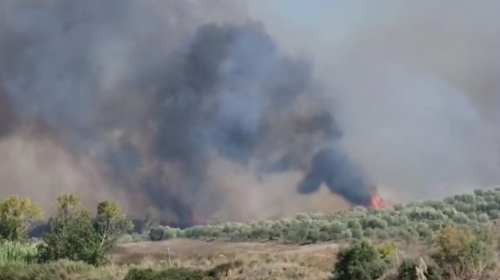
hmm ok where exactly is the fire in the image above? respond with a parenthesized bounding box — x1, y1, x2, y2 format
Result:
(370, 191, 387, 208)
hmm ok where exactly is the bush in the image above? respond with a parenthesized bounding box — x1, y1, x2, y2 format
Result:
(124, 267, 211, 280)
(432, 225, 494, 279)
(397, 259, 417, 280)
(377, 242, 396, 259)
(332, 241, 387, 280)
(397, 258, 441, 280)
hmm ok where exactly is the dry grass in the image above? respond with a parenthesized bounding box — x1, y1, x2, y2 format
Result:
(70, 225, 500, 280)
(109, 239, 340, 280)
(107, 239, 438, 280)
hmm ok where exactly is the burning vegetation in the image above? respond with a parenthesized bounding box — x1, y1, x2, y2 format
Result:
(369, 189, 387, 208)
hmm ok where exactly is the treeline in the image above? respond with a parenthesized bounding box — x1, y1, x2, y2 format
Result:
(148, 188, 500, 243)
(9, 187, 500, 245)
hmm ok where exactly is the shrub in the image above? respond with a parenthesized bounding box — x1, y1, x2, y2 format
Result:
(377, 242, 396, 259)
(397, 258, 418, 280)
(0, 241, 39, 263)
(332, 240, 387, 280)
(124, 267, 211, 280)
(432, 225, 494, 279)
(352, 228, 363, 239)
(149, 226, 166, 241)
(397, 258, 441, 280)
(478, 213, 490, 223)
(206, 260, 243, 279)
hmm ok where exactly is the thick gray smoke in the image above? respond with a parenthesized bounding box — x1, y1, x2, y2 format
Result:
(3, 0, 499, 223)
(0, 0, 373, 223)
(252, 0, 500, 202)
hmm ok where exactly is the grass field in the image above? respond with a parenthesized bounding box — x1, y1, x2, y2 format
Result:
(112, 239, 340, 280)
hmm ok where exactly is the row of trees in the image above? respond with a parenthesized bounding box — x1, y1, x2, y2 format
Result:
(0, 194, 132, 266)
(147, 188, 500, 243)
(3, 188, 500, 248)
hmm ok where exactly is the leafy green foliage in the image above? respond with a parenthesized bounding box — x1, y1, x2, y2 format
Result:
(37, 194, 100, 265)
(377, 242, 396, 259)
(397, 259, 418, 280)
(0, 241, 39, 264)
(431, 225, 495, 279)
(0, 196, 43, 242)
(37, 194, 132, 266)
(94, 201, 134, 252)
(332, 241, 387, 280)
(397, 258, 442, 280)
(149, 226, 184, 241)
(147, 188, 500, 244)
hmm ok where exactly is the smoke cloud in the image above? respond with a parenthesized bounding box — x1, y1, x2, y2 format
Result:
(253, 0, 500, 202)
(1, 0, 499, 223)
(0, 0, 372, 223)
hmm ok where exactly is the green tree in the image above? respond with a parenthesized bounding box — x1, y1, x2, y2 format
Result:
(38, 194, 132, 266)
(0, 196, 43, 241)
(332, 241, 387, 280)
(94, 201, 133, 252)
(37, 194, 99, 264)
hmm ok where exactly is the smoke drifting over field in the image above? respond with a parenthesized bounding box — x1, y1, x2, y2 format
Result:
(0, 0, 375, 223)
(1, 0, 500, 222)
(254, 0, 500, 201)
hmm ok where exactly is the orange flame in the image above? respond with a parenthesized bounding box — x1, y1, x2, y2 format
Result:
(370, 191, 387, 208)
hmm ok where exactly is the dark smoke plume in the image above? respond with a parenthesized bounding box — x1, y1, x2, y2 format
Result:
(297, 146, 373, 206)
(0, 0, 374, 223)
